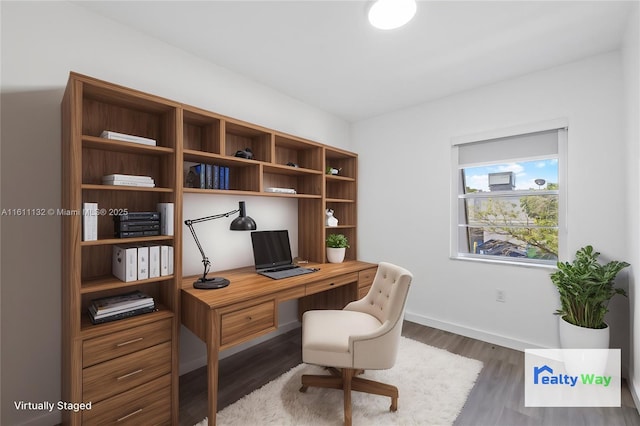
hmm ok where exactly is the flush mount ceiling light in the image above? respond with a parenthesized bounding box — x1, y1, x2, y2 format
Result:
(368, 0, 417, 30)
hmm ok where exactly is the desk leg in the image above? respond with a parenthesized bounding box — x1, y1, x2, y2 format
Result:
(207, 310, 219, 426)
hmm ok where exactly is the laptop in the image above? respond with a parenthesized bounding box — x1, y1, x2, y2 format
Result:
(250, 230, 316, 280)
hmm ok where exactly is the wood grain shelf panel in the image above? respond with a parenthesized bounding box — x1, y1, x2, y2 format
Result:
(80, 275, 175, 294)
(80, 235, 173, 247)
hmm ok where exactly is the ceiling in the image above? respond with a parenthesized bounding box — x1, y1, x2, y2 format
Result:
(75, 1, 634, 122)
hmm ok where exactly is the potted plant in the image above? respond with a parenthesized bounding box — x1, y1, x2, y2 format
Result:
(326, 233, 349, 263)
(550, 245, 629, 348)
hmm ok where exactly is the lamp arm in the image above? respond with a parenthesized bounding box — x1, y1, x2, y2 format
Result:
(187, 208, 239, 225)
(184, 208, 240, 281)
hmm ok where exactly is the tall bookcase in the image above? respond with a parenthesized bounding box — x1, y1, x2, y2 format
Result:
(61, 72, 358, 424)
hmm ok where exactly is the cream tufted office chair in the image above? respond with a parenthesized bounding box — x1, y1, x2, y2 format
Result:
(300, 262, 413, 426)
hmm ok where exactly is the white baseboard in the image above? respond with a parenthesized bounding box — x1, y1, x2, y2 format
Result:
(631, 376, 640, 416)
(179, 320, 302, 376)
(404, 311, 546, 352)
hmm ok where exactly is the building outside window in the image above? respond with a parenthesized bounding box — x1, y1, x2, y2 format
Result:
(451, 125, 567, 266)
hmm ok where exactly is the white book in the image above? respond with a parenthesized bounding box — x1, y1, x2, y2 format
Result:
(82, 202, 98, 241)
(157, 203, 174, 236)
(137, 246, 149, 280)
(148, 245, 160, 278)
(160, 245, 170, 276)
(102, 174, 154, 183)
(100, 130, 157, 146)
(168, 246, 174, 275)
(103, 180, 156, 188)
(112, 245, 137, 282)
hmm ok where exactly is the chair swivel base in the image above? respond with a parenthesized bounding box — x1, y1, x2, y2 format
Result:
(300, 367, 398, 426)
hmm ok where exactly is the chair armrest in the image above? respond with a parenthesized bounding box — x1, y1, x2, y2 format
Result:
(348, 316, 404, 369)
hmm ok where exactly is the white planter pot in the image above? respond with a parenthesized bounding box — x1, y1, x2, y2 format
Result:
(558, 317, 610, 375)
(558, 316, 609, 349)
(326, 247, 346, 263)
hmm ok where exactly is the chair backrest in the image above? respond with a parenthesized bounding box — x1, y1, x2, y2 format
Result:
(351, 262, 413, 324)
(345, 262, 413, 369)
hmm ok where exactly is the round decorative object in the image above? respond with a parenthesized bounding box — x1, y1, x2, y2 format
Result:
(326, 247, 346, 263)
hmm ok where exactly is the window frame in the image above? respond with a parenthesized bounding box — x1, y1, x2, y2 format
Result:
(450, 119, 568, 267)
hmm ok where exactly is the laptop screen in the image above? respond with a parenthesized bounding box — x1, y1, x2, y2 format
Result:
(251, 230, 293, 270)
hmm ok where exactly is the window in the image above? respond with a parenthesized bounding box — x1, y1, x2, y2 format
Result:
(452, 126, 567, 265)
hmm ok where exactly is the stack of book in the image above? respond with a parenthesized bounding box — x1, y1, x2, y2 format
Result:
(88, 290, 155, 324)
(102, 174, 155, 188)
(113, 211, 161, 238)
(186, 163, 230, 190)
(100, 130, 157, 147)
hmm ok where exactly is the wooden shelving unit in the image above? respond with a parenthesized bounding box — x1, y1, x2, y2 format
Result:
(61, 72, 359, 424)
(61, 73, 182, 425)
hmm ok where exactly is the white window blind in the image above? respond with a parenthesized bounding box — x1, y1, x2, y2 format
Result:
(456, 129, 559, 167)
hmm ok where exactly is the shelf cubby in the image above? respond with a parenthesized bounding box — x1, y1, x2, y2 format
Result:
(81, 84, 177, 150)
(183, 108, 223, 153)
(224, 120, 272, 162)
(274, 134, 323, 171)
(263, 168, 323, 197)
(325, 201, 356, 227)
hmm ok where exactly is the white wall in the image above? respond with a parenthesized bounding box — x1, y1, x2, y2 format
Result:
(353, 52, 629, 354)
(0, 2, 350, 425)
(623, 3, 640, 411)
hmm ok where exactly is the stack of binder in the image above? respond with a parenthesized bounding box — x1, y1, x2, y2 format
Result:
(88, 290, 155, 324)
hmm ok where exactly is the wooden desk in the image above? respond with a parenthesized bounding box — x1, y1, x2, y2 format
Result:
(181, 260, 377, 425)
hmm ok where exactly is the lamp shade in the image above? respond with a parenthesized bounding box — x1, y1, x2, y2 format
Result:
(230, 201, 257, 230)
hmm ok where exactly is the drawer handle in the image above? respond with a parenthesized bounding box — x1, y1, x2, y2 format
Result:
(117, 408, 143, 422)
(116, 337, 143, 347)
(116, 369, 143, 381)
(329, 282, 335, 286)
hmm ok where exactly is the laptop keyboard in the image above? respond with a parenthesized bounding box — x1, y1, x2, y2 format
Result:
(260, 266, 315, 280)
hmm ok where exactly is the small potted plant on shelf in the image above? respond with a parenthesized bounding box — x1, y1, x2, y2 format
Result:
(326, 233, 349, 263)
(550, 245, 629, 349)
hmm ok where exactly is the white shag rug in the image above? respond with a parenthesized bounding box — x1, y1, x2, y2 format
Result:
(195, 337, 483, 426)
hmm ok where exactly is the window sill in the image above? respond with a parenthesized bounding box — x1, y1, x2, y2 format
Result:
(451, 254, 557, 270)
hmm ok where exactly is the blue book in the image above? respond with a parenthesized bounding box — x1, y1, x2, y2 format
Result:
(199, 163, 206, 189)
(223, 166, 230, 190)
(218, 166, 225, 190)
(213, 165, 220, 189)
(205, 164, 213, 189)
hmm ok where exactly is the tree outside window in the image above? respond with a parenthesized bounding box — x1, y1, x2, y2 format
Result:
(460, 159, 559, 263)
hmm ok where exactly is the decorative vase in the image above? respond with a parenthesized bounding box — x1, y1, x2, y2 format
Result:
(558, 316, 609, 349)
(326, 247, 346, 263)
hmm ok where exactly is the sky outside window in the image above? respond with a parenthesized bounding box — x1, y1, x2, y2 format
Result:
(464, 159, 558, 192)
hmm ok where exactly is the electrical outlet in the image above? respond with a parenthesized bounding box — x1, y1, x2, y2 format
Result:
(496, 289, 506, 303)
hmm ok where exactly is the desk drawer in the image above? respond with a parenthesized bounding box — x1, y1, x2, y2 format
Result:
(305, 272, 358, 296)
(83, 341, 171, 403)
(358, 267, 377, 288)
(83, 318, 172, 367)
(220, 300, 276, 348)
(357, 268, 377, 299)
(83, 374, 171, 425)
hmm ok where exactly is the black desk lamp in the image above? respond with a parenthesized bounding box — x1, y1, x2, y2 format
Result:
(185, 201, 257, 289)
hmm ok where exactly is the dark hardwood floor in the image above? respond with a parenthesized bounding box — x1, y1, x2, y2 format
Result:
(179, 321, 640, 425)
